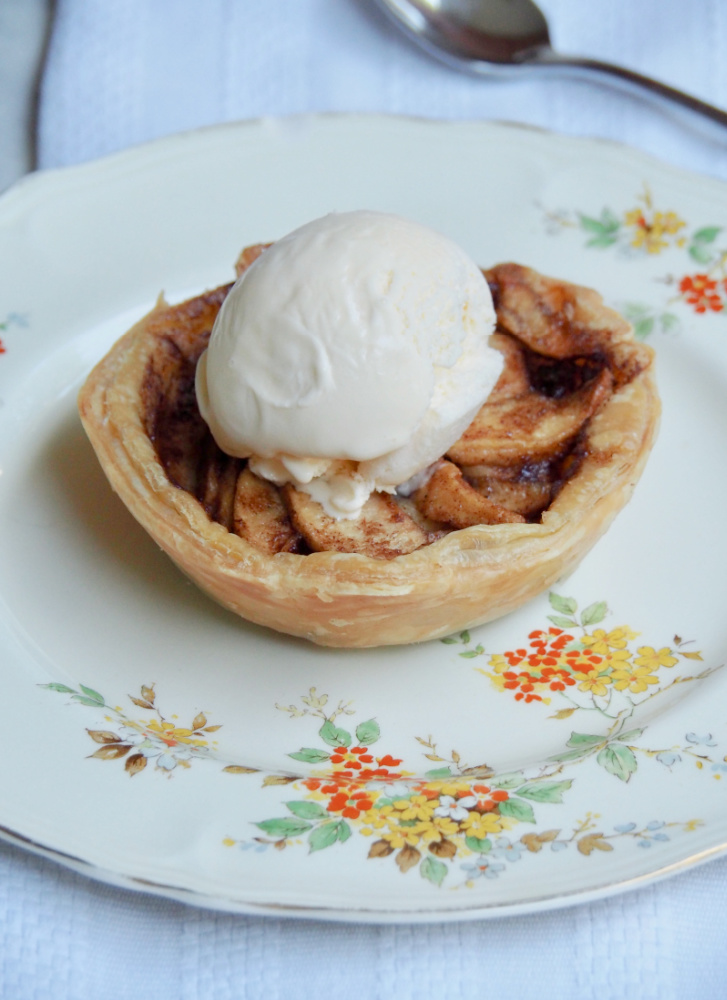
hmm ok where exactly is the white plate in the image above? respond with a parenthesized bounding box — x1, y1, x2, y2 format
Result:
(1, 114, 727, 923)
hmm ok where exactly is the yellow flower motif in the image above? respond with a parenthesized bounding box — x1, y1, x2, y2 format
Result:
(391, 798, 413, 811)
(423, 781, 471, 799)
(605, 649, 632, 670)
(483, 671, 507, 693)
(392, 795, 436, 822)
(634, 646, 678, 670)
(415, 817, 460, 843)
(574, 671, 612, 697)
(581, 627, 638, 655)
(380, 828, 420, 849)
(460, 812, 504, 838)
(611, 665, 660, 694)
(487, 654, 509, 675)
(623, 208, 686, 254)
(146, 719, 204, 746)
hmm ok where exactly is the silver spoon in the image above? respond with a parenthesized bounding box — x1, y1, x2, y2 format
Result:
(373, 0, 727, 129)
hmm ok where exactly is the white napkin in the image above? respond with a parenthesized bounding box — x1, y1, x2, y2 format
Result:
(3, 838, 727, 1000)
(15, 1, 727, 998)
(39, 0, 727, 180)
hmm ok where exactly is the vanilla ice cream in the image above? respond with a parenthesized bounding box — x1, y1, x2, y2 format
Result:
(195, 211, 502, 518)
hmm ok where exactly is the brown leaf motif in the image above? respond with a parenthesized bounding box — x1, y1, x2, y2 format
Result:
(396, 845, 421, 873)
(86, 730, 122, 745)
(577, 833, 614, 856)
(44, 682, 226, 777)
(368, 840, 394, 860)
(521, 830, 561, 853)
(125, 753, 148, 776)
(428, 838, 457, 860)
(262, 774, 297, 787)
(89, 744, 131, 761)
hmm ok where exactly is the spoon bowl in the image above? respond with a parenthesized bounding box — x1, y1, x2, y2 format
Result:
(374, 0, 727, 128)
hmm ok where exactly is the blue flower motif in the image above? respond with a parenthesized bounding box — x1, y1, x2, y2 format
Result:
(490, 837, 525, 863)
(614, 822, 637, 833)
(551, 840, 568, 852)
(460, 859, 506, 880)
(656, 751, 682, 767)
(240, 840, 268, 853)
(711, 762, 727, 774)
(686, 732, 717, 746)
(636, 822, 670, 847)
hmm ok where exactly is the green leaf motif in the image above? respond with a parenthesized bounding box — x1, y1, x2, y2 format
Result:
(515, 780, 573, 804)
(460, 630, 471, 644)
(580, 600, 607, 626)
(288, 747, 331, 764)
(420, 855, 448, 887)
(355, 719, 380, 746)
(465, 836, 492, 854)
(76, 685, 104, 706)
(597, 744, 638, 782)
(633, 317, 655, 340)
(547, 615, 578, 629)
(578, 210, 620, 236)
(498, 798, 536, 824)
(42, 683, 76, 694)
(567, 732, 605, 748)
(285, 800, 328, 820)
(692, 226, 721, 243)
(459, 648, 483, 659)
(491, 772, 526, 790)
(616, 728, 645, 743)
(308, 821, 346, 853)
(689, 244, 713, 265)
(425, 766, 453, 781)
(549, 593, 577, 616)
(256, 817, 313, 839)
(319, 720, 351, 748)
(337, 821, 352, 844)
(440, 637, 458, 645)
(586, 234, 619, 249)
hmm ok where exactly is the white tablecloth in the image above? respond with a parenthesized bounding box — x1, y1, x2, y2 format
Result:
(8, 1, 727, 997)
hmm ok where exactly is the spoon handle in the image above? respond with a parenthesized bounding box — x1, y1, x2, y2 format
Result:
(534, 50, 727, 130)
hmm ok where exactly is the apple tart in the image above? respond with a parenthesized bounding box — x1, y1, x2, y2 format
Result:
(78, 254, 659, 647)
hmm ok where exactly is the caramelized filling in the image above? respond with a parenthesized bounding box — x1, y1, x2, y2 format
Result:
(141, 259, 647, 560)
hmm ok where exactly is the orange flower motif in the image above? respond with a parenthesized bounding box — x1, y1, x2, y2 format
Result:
(679, 274, 724, 314)
(327, 790, 374, 819)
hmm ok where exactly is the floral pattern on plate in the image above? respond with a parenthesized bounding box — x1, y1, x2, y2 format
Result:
(541, 184, 727, 330)
(210, 595, 718, 890)
(41, 682, 223, 775)
(40, 593, 722, 889)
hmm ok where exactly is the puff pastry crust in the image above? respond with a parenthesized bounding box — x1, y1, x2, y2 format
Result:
(78, 261, 660, 647)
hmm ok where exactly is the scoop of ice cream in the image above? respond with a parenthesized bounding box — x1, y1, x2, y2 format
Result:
(195, 210, 502, 518)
